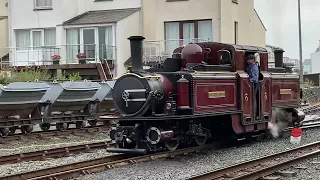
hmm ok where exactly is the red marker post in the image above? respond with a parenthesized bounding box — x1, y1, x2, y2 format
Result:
(290, 127, 302, 144)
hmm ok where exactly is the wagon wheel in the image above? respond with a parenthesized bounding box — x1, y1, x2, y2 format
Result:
(0, 128, 10, 137)
(165, 138, 180, 151)
(56, 123, 68, 131)
(88, 120, 97, 127)
(76, 121, 85, 129)
(9, 127, 17, 136)
(21, 125, 33, 135)
(40, 123, 51, 131)
(103, 120, 110, 126)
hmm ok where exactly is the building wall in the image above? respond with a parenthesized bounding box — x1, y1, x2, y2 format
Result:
(116, 11, 141, 76)
(220, 0, 265, 47)
(142, 0, 266, 47)
(77, 0, 140, 14)
(0, 0, 7, 16)
(142, 0, 218, 41)
(0, 0, 8, 59)
(9, 0, 141, 45)
(0, 18, 8, 56)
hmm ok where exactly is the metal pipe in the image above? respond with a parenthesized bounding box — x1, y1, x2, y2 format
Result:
(298, 0, 303, 82)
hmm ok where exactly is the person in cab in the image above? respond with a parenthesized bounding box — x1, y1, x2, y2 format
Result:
(246, 54, 259, 119)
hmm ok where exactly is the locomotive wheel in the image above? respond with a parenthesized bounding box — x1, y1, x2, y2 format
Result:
(194, 134, 208, 146)
(9, 127, 17, 135)
(0, 128, 10, 137)
(40, 123, 51, 131)
(76, 121, 85, 129)
(21, 125, 33, 134)
(56, 123, 68, 131)
(88, 120, 97, 127)
(165, 138, 180, 151)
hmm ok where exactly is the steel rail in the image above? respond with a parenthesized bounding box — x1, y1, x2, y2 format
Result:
(0, 141, 115, 165)
(1, 144, 215, 180)
(0, 125, 109, 142)
(0, 120, 317, 167)
(1, 115, 319, 179)
(188, 141, 320, 180)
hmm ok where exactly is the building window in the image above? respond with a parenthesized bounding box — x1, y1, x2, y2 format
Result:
(34, 0, 52, 9)
(66, 26, 115, 62)
(15, 28, 56, 50)
(164, 19, 212, 54)
(234, 21, 238, 44)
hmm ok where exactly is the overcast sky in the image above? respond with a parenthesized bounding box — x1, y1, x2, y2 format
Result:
(254, 0, 320, 60)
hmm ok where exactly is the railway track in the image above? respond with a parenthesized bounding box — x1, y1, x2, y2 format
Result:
(0, 125, 109, 143)
(1, 115, 320, 179)
(0, 141, 114, 165)
(299, 102, 320, 114)
(1, 122, 320, 180)
(188, 141, 320, 180)
(1, 144, 215, 180)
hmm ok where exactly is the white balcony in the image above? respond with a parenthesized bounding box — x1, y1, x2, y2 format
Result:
(4, 44, 116, 67)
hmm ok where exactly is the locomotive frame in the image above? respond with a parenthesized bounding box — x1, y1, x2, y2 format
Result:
(105, 36, 306, 154)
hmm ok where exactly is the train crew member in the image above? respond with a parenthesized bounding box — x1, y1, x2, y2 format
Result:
(246, 54, 259, 118)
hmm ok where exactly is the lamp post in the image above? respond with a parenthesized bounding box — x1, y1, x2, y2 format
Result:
(298, 0, 303, 82)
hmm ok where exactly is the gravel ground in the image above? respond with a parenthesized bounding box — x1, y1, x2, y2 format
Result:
(77, 127, 320, 180)
(0, 149, 117, 178)
(286, 159, 320, 180)
(0, 130, 110, 156)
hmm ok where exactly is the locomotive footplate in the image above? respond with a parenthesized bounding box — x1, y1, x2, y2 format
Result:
(100, 110, 242, 121)
(106, 147, 147, 155)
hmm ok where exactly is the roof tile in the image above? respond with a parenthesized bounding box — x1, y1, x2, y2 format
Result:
(63, 8, 140, 25)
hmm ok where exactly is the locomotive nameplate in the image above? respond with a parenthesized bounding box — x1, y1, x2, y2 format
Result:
(208, 91, 226, 98)
(280, 89, 291, 95)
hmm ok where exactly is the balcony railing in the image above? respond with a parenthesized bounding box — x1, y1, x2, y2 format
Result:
(143, 38, 209, 64)
(3, 44, 116, 67)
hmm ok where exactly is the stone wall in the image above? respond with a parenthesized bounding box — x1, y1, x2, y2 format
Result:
(302, 86, 320, 104)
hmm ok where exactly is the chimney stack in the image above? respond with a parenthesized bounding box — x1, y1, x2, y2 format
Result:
(274, 48, 285, 68)
(128, 36, 145, 72)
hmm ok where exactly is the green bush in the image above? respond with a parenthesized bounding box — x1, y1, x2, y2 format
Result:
(10, 70, 51, 82)
(55, 72, 82, 81)
(0, 70, 83, 85)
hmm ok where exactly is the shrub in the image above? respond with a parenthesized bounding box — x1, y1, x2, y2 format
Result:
(10, 70, 51, 82)
(55, 72, 82, 81)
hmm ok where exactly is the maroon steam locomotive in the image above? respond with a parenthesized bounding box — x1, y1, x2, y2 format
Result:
(105, 36, 305, 154)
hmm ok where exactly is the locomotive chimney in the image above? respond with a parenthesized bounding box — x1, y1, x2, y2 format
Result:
(274, 48, 285, 68)
(128, 36, 145, 72)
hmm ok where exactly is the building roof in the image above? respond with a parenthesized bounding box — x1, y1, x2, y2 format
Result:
(63, 8, 140, 26)
(254, 9, 267, 31)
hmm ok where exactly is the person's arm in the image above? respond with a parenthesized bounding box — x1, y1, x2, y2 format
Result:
(249, 65, 259, 83)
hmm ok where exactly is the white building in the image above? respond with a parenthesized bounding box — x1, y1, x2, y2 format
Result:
(0, 0, 8, 65)
(8, 0, 266, 76)
(310, 41, 320, 74)
(8, 0, 141, 76)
